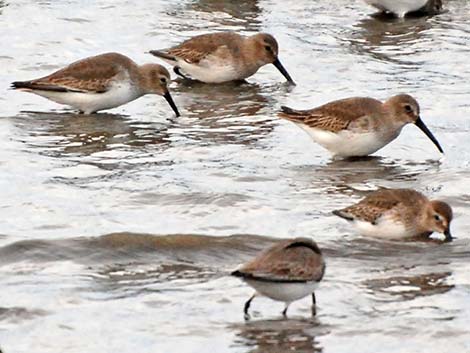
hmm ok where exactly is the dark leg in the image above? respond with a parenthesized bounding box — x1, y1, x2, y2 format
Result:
(244, 293, 256, 320)
(282, 303, 290, 317)
(174, 66, 190, 80)
(311, 293, 317, 316)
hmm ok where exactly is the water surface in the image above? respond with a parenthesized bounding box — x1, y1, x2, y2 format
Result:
(0, 0, 469, 352)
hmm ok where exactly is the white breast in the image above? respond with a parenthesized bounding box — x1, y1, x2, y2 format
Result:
(299, 125, 398, 157)
(176, 57, 246, 83)
(245, 279, 319, 303)
(353, 213, 416, 240)
(364, 0, 429, 17)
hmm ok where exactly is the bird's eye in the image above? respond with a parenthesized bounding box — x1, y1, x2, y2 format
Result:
(265, 45, 272, 52)
(160, 77, 167, 84)
(404, 104, 413, 113)
(434, 214, 441, 221)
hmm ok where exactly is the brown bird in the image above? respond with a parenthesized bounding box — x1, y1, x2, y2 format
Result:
(11, 52, 180, 116)
(232, 238, 325, 319)
(279, 94, 443, 158)
(150, 32, 295, 84)
(333, 188, 453, 241)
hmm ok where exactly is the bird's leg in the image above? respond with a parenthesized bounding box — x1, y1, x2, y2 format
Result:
(244, 293, 256, 320)
(311, 293, 317, 316)
(282, 303, 290, 317)
(174, 67, 191, 80)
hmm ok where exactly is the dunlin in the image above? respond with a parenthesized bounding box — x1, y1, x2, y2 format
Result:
(364, 0, 442, 17)
(333, 188, 453, 241)
(149, 32, 295, 84)
(279, 94, 443, 158)
(12, 52, 180, 116)
(232, 238, 325, 319)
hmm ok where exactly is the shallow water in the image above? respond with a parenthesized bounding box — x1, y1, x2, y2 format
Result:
(0, 0, 469, 352)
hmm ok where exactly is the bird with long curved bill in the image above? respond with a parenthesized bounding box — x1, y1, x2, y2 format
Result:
(12, 52, 180, 116)
(279, 94, 443, 158)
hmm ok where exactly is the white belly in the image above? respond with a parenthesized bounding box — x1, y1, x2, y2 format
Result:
(245, 279, 319, 303)
(30, 80, 141, 114)
(353, 214, 415, 240)
(364, 0, 428, 16)
(175, 58, 246, 83)
(299, 125, 396, 157)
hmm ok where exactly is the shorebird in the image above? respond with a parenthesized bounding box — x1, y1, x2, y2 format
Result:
(11, 52, 180, 116)
(363, 0, 442, 17)
(149, 32, 295, 84)
(278, 94, 443, 158)
(333, 188, 453, 241)
(232, 238, 325, 319)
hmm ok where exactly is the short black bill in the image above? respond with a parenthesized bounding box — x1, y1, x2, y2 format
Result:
(273, 58, 295, 85)
(444, 229, 453, 242)
(415, 117, 443, 153)
(163, 91, 180, 117)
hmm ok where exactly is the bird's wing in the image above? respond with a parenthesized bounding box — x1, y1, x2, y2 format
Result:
(334, 188, 422, 223)
(235, 238, 325, 283)
(14, 53, 129, 93)
(165, 32, 242, 64)
(279, 97, 383, 133)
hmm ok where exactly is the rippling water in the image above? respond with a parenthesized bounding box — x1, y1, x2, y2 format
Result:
(0, 0, 469, 352)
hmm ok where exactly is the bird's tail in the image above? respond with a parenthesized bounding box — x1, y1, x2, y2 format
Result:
(149, 50, 177, 62)
(11, 81, 32, 90)
(278, 105, 309, 122)
(332, 209, 354, 221)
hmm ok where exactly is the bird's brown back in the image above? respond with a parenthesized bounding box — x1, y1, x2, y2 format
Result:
(339, 188, 428, 223)
(279, 97, 384, 133)
(166, 32, 244, 64)
(28, 52, 136, 93)
(237, 238, 325, 282)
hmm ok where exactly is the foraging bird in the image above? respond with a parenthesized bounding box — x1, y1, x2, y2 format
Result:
(150, 32, 295, 84)
(12, 52, 180, 116)
(279, 94, 443, 158)
(333, 188, 453, 241)
(232, 238, 325, 319)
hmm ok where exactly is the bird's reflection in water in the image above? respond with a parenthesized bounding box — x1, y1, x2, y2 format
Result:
(170, 81, 281, 145)
(295, 156, 439, 196)
(186, 0, 261, 30)
(0, 0, 6, 14)
(365, 271, 453, 301)
(12, 111, 171, 157)
(231, 318, 324, 353)
(346, 15, 435, 65)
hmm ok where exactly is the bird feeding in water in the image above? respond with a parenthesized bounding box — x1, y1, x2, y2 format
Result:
(12, 52, 180, 116)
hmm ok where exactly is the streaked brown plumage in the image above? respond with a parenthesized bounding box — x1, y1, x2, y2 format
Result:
(12, 52, 180, 116)
(235, 238, 325, 282)
(278, 94, 444, 157)
(164, 32, 246, 65)
(280, 97, 384, 133)
(16, 53, 134, 93)
(333, 188, 453, 241)
(232, 238, 325, 319)
(150, 32, 295, 84)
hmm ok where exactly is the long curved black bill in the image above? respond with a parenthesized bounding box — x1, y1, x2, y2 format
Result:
(444, 229, 453, 242)
(163, 91, 180, 117)
(273, 58, 295, 85)
(415, 117, 443, 153)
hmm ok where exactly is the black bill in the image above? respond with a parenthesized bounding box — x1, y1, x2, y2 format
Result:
(164, 91, 180, 117)
(444, 229, 453, 242)
(273, 58, 295, 85)
(415, 117, 443, 153)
